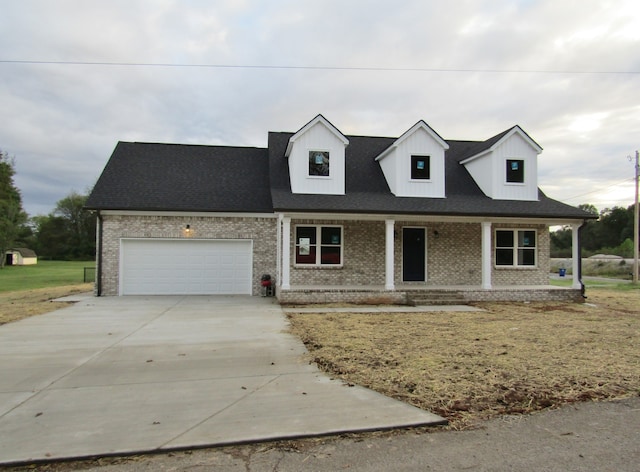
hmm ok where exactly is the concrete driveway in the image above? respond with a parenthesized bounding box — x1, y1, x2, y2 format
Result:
(0, 295, 444, 465)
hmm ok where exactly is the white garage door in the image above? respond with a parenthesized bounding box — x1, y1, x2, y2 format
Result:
(120, 239, 252, 295)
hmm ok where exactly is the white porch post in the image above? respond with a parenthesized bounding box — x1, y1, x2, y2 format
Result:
(481, 221, 492, 289)
(571, 223, 581, 289)
(281, 217, 291, 290)
(385, 219, 395, 290)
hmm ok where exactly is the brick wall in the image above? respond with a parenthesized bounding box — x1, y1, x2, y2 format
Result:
(287, 219, 550, 288)
(98, 214, 277, 296)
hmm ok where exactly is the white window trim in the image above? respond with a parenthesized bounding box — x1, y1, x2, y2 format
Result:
(308, 149, 331, 179)
(505, 158, 525, 185)
(409, 154, 432, 182)
(494, 228, 537, 269)
(294, 224, 344, 267)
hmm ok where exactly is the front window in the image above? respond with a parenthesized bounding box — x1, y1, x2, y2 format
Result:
(295, 225, 342, 266)
(411, 155, 431, 180)
(309, 151, 330, 177)
(506, 159, 524, 183)
(495, 229, 536, 266)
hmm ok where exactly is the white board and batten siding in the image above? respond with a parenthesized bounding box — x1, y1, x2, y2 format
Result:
(377, 124, 447, 198)
(119, 239, 252, 295)
(288, 120, 347, 195)
(462, 130, 540, 201)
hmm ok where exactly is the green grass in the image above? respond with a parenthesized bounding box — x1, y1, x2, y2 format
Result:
(550, 277, 639, 291)
(0, 260, 95, 293)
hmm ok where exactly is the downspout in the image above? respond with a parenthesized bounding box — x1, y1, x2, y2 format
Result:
(96, 211, 103, 297)
(577, 220, 586, 299)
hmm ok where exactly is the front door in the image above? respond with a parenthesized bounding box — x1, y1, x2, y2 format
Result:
(402, 228, 426, 282)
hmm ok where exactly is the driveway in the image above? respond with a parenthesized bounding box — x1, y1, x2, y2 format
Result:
(0, 296, 444, 465)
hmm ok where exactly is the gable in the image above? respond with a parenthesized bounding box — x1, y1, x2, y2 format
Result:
(375, 121, 448, 198)
(459, 126, 541, 201)
(285, 115, 349, 195)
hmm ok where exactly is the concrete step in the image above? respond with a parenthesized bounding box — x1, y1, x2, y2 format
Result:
(407, 291, 468, 306)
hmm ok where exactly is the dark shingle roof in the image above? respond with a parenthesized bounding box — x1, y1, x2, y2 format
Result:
(85, 142, 273, 212)
(269, 131, 593, 220)
(87, 130, 593, 221)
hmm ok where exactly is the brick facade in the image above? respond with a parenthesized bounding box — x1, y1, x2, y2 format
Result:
(287, 219, 550, 288)
(98, 215, 564, 303)
(98, 214, 277, 296)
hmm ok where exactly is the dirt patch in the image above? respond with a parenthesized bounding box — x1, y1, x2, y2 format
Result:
(288, 287, 640, 430)
(0, 284, 93, 325)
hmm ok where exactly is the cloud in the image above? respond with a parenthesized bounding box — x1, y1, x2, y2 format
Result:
(1, 0, 639, 216)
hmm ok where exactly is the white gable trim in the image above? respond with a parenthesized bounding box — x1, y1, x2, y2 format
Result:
(375, 120, 449, 161)
(460, 126, 542, 165)
(285, 114, 349, 157)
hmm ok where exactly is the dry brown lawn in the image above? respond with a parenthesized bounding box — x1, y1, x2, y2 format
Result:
(0, 284, 93, 325)
(288, 288, 640, 430)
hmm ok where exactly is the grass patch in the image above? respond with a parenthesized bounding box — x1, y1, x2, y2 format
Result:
(0, 260, 94, 293)
(0, 284, 93, 325)
(288, 287, 640, 430)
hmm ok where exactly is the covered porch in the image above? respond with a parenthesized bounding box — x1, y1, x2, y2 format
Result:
(275, 213, 585, 305)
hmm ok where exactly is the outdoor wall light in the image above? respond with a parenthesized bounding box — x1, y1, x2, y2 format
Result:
(184, 224, 192, 237)
(433, 230, 440, 239)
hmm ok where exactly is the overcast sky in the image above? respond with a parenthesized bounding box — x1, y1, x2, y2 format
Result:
(1, 0, 638, 217)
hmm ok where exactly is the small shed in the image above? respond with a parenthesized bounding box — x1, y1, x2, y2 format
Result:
(5, 248, 38, 266)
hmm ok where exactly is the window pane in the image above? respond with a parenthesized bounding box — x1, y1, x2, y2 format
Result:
(506, 159, 524, 183)
(296, 226, 316, 244)
(309, 151, 330, 176)
(321, 246, 341, 265)
(518, 231, 536, 248)
(321, 227, 341, 245)
(411, 155, 431, 180)
(296, 246, 316, 264)
(518, 249, 535, 266)
(496, 249, 514, 265)
(496, 230, 514, 248)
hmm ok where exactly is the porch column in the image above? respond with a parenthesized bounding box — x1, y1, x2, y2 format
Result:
(571, 223, 581, 289)
(481, 221, 492, 289)
(385, 219, 395, 290)
(281, 217, 291, 290)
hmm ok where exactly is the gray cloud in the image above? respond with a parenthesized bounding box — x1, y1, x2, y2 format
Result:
(1, 0, 638, 216)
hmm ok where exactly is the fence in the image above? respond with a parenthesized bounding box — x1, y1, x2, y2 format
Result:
(84, 267, 96, 283)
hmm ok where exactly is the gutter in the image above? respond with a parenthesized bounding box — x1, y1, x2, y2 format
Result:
(96, 211, 103, 297)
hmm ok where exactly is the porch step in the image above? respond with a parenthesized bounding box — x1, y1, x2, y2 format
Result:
(407, 290, 468, 306)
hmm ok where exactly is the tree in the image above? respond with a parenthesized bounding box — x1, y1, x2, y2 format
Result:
(32, 191, 96, 260)
(0, 150, 27, 268)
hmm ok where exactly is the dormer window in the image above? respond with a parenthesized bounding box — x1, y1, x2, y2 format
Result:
(506, 159, 524, 183)
(309, 151, 330, 177)
(411, 155, 431, 180)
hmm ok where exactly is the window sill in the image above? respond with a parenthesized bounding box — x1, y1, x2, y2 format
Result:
(293, 264, 343, 269)
(494, 265, 538, 270)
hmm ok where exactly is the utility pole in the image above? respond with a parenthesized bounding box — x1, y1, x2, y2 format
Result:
(633, 150, 639, 284)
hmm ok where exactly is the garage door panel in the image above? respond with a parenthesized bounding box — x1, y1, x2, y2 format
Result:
(121, 239, 252, 295)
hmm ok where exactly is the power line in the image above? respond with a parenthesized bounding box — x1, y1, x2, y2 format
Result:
(560, 177, 636, 203)
(0, 59, 639, 75)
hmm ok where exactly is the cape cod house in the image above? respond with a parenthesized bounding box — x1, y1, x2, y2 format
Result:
(85, 114, 594, 304)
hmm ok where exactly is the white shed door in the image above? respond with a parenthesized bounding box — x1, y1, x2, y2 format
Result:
(120, 239, 252, 295)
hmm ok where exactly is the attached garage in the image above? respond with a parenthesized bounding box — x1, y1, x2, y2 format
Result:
(120, 239, 252, 295)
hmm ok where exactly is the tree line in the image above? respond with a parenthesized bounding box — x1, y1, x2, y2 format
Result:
(1, 150, 95, 266)
(551, 203, 638, 258)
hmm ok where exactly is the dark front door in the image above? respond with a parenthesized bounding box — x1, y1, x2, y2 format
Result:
(402, 228, 425, 282)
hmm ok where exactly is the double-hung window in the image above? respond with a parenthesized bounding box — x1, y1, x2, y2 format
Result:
(309, 151, 330, 177)
(495, 229, 536, 267)
(295, 225, 342, 266)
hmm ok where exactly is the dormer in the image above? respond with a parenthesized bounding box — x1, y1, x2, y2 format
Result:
(285, 114, 349, 195)
(375, 121, 449, 198)
(460, 126, 541, 201)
